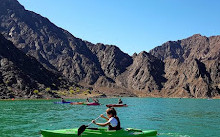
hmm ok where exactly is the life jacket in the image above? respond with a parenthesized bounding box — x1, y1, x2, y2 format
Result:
(118, 101, 123, 104)
(108, 116, 121, 130)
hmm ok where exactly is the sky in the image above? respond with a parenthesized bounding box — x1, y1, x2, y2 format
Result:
(17, 0, 220, 55)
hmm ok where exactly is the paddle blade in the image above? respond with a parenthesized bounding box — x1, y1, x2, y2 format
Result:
(78, 125, 87, 136)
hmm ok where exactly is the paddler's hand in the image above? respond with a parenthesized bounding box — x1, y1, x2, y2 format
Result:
(92, 120, 96, 124)
(100, 114, 105, 118)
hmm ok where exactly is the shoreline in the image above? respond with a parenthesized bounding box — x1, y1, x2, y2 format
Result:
(1, 95, 219, 101)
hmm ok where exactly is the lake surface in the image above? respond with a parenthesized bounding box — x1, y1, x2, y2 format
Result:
(0, 98, 219, 137)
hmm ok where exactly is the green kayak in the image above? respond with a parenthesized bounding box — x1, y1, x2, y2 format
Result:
(40, 127, 157, 137)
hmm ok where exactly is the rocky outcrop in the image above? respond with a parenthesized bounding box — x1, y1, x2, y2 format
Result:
(150, 34, 220, 98)
(87, 42, 133, 80)
(116, 51, 166, 92)
(0, 33, 71, 99)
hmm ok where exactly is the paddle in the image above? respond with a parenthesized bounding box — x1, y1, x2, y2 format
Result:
(77, 113, 105, 136)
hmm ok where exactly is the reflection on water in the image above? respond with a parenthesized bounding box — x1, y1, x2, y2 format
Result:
(0, 98, 219, 137)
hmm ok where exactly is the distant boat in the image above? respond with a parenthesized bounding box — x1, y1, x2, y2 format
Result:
(54, 101, 73, 104)
(106, 104, 128, 107)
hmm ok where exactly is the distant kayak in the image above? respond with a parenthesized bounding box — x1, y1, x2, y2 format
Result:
(70, 102, 84, 105)
(86, 102, 100, 106)
(106, 104, 128, 107)
(41, 127, 157, 137)
(53, 101, 72, 104)
(70, 102, 100, 105)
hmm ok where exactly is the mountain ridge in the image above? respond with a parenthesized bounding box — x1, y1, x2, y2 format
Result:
(0, 0, 219, 98)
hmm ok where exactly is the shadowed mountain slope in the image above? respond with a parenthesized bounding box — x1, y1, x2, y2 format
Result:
(0, 33, 71, 99)
(0, 0, 103, 85)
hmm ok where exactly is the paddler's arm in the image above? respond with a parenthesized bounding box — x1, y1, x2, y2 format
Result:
(100, 114, 109, 121)
(92, 120, 110, 127)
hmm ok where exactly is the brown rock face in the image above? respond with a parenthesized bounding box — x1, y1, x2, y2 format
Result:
(150, 34, 220, 98)
(0, 34, 71, 99)
(0, 0, 103, 84)
(87, 42, 133, 80)
(116, 51, 166, 92)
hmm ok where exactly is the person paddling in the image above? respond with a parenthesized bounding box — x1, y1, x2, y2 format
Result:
(61, 98, 66, 103)
(92, 107, 121, 130)
(118, 98, 123, 104)
(93, 98, 99, 103)
(86, 97, 90, 103)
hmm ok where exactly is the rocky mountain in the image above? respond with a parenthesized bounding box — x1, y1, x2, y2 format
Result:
(87, 42, 133, 80)
(86, 42, 135, 96)
(116, 51, 166, 92)
(0, 0, 103, 85)
(0, 0, 137, 97)
(0, 0, 219, 98)
(0, 33, 73, 99)
(150, 34, 220, 98)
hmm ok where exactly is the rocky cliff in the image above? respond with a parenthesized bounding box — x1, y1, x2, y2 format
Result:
(87, 42, 133, 80)
(150, 34, 220, 98)
(116, 51, 166, 92)
(0, 0, 103, 85)
(0, 33, 72, 99)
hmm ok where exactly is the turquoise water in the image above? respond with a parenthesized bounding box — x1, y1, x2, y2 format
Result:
(0, 98, 219, 137)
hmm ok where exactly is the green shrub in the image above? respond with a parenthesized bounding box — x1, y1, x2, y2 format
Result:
(51, 90, 57, 93)
(58, 91, 67, 96)
(69, 86, 74, 90)
(69, 89, 75, 94)
(83, 91, 88, 95)
(76, 88, 80, 92)
(45, 87, 51, 92)
(33, 90, 39, 94)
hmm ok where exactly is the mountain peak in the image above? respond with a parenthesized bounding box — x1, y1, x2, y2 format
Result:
(0, 0, 24, 11)
(188, 34, 207, 40)
(192, 33, 202, 37)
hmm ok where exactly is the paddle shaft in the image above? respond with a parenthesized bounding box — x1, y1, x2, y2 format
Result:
(77, 112, 106, 136)
(87, 112, 105, 126)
